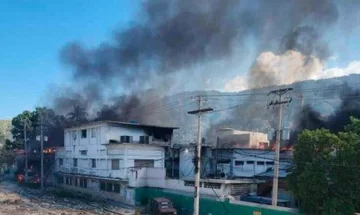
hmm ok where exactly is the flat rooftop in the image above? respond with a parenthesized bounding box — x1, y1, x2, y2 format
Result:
(65, 120, 179, 131)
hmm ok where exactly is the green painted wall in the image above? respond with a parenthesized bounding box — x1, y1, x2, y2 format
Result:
(135, 187, 299, 215)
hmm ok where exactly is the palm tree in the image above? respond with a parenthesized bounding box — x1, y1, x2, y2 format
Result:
(66, 105, 88, 124)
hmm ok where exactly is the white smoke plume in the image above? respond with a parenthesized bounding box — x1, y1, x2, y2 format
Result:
(224, 51, 360, 92)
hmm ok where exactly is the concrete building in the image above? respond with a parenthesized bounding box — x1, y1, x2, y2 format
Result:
(55, 121, 178, 205)
(54, 121, 267, 207)
(217, 128, 269, 149)
(214, 148, 291, 178)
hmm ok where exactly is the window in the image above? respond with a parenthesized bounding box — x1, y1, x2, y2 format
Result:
(234, 160, 244, 166)
(139, 136, 150, 144)
(106, 182, 113, 192)
(92, 159, 96, 168)
(111, 159, 120, 170)
(120, 135, 132, 143)
(266, 161, 274, 165)
(73, 158, 78, 167)
(100, 149, 106, 155)
(65, 177, 72, 185)
(246, 161, 254, 164)
(203, 182, 221, 189)
(74, 177, 78, 186)
(81, 129, 87, 138)
(59, 158, 63, 166)
(184, 181, 195, 187)
(100, 182, 106, 191)
(134, 159, 154, 168)
(80, 178, 87, 188)
(257, 161, 265, 165)
(80, 150, 87, 155)
(91, 128, 96, 138)
(114, 184, 120, 193)
(72, 131, 77, 140)
(217, 159, 231, 164)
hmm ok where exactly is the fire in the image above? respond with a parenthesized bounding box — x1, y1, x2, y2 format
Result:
(17, 174, 24, 182)
(43, 147, 56, 154)
(269, 144, 294, 151)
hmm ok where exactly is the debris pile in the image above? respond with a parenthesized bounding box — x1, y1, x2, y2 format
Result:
(0, 181, 134, 215)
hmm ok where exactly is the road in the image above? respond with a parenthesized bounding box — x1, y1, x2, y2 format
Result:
(0, 180, 135, 215)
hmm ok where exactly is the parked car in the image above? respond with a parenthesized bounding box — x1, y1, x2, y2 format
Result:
(149, 197, 177, 215)
(24, 169, 40, 184)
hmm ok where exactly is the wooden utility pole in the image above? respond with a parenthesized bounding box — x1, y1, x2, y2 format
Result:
(36, 111, 47, 189)
(188, 96, 213, 215)
(40, 114, 44, 189)
(23, 119, 29, 178)
(267, 88, 292, 206)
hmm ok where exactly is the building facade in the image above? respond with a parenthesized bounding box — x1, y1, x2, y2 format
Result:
(217, 128, 269, 149)
(214, 148, 291, 178)
(55, 121, 177, 205)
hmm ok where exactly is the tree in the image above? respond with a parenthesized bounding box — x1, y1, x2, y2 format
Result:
(0, 120, 11, 146)
(288, 117, 360, 214)
(66, 105, 88, 124)
(9, 110, 35, 149)
(8, 107, 69, 149)
(0, 147, 15, 167)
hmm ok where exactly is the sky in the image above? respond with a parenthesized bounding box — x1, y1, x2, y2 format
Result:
(0, 0, 139, 119)
(1, 1, 360, 119)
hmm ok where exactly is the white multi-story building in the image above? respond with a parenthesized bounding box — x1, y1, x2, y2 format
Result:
(55, 121, 177, 205)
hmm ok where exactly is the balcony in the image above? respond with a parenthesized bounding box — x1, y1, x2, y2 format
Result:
(56, 165, 126, 179)
(105, 138, 170, 146)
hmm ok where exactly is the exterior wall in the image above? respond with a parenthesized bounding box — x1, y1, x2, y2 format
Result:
(217, 129, 269, 148)
(56, 123, 166, 180)
(56, 144, 164, 179)
(127, 167, 259, 198)
(135, 187, 300, 215)
(216, 149, 288, 178)
(55, 174, 135, 205)
(106, 126, 144, 143)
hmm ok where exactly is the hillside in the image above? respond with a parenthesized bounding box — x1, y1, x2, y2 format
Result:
(140, 74, 360, 146)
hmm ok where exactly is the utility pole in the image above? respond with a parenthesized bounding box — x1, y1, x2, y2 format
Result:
(23, 119, 28, 178)
(188, 96, 213, 215)
(40, 114, 44, 189)
(36, 112, 47, 189)
(267, 88, 292, 206)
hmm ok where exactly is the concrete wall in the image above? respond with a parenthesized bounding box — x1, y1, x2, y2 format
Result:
(217, 129, 268, 148)
(56, 143, 165, 179)
(127, 167, 260, 198)
(135, 187, 300, 215)
(216, 149, 289, 178)
(56, 174, 136, 205)
(57, 123, 166, 180)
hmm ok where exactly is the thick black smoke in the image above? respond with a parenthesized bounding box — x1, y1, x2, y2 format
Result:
(290, 85, 360, 144)
(53, 0, 352, 122)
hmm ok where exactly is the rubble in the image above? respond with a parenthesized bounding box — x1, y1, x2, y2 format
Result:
(0, 181, 135, 215)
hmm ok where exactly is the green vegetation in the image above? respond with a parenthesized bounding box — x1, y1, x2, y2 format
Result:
(288, 117, 360, 215)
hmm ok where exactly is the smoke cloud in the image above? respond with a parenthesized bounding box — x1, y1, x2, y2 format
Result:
(51, 0, 357, 125)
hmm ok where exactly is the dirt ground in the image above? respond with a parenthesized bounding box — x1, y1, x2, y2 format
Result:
(0, 180, 136, 215)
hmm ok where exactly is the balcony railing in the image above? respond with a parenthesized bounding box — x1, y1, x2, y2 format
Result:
(56, 165, 126, 179)
(104, 138, 170, 146)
